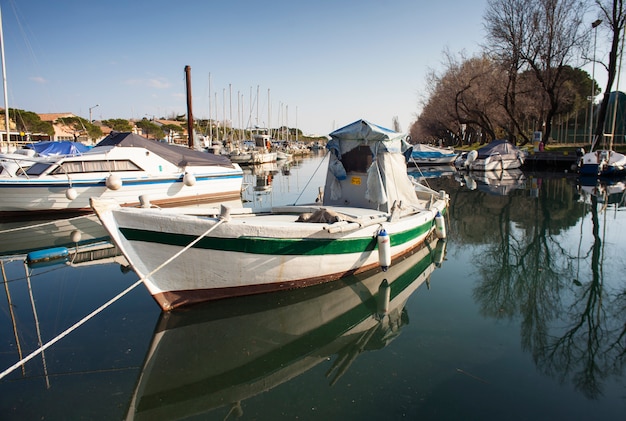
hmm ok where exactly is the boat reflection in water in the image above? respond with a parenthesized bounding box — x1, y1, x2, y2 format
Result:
(458, 169, 526, 195)
(127, 236, 446, 420)
(407, 164, 456, 181)
(241, 162, 279, 207)
(577, 176, 626, 207)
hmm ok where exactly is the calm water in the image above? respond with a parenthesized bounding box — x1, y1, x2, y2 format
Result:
(0, 154, 624, 420)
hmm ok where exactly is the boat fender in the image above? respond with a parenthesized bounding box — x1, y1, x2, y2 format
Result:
(377, 228, 391, 271)
(27, 247, 70, 267)
(435, 212, 446, 239)
(70, 229, 82, 243)
(65, 187, 77, 200)
(183, 172, 196, 186)
(433, 239, 447, 267)
(106, 174, 122, 190)
(376, 279, 391, 318)
(465, 150, 478, 167)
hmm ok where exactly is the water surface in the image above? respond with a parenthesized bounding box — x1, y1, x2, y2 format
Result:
(0, 155, 624, 420)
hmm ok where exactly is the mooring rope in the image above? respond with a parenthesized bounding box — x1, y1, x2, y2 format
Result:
(0, 215, 227, 381)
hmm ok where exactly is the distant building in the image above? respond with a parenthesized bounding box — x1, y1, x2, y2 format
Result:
(39, 113, 88, 142)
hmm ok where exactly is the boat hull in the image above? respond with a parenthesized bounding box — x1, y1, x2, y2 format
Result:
(0, 170, 243, 214)
(127, 237, 442, 419)
(94, 200, 447, 310)
(469, 157, 523, 171)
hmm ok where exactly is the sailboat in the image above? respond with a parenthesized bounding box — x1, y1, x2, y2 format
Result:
(0, 6, 15, 154)
(578, 92, 626, 176)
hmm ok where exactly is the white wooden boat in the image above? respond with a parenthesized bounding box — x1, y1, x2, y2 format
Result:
(92, 120, 449, 310)
(459, 140, 526, 171)
(125, 236, 445, 419)
(410, 143, 459, 165)
(0, 132, 243, 215)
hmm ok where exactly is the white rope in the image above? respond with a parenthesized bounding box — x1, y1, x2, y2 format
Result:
(0, 216, 226, 380)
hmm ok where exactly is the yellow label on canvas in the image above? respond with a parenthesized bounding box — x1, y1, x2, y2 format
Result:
(351, 176, 361, 185)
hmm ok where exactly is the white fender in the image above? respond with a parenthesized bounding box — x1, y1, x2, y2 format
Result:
(65, 187, 77, 200)
(376, 279, 391, 318)
(377, 228, 391, 271)
(464, 150, 478, 168)
(183, 172, 196, 186)
(106, 174, 122, 190)
(70, 229, 82, 243)
(435, 211, 447, 239)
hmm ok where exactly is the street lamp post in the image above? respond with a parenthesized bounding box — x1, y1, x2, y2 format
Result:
(89, 104, 99, 123)
(590, 19, 602, 147)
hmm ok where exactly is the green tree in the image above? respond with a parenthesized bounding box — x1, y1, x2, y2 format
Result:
(0, 108, 54, 136)
(135, 119, 164, 139)
(57, 116, 103, 140)
(102, 118, 133, 132)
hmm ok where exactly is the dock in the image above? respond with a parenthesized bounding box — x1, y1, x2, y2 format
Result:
(522, 151, 579, 171)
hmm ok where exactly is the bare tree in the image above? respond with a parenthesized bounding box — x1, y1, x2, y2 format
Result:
(592, 0, 626, 150)
(414, 51, 507, 145)
(484, 0, 533, 142)
(484, 0, 586, 144)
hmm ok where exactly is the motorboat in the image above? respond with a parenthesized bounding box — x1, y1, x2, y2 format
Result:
(409, 144, 459, 165)
(0, 140, 90, 176)
(457, 140, 526, 171)
(0, 132, 243, 215)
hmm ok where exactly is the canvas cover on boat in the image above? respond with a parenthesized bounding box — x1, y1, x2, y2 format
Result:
(95, 132, 237, 168)
(476, 140, 520, 159)
(411, 144, 456, 158)
(324, 119, 418, 212)
(26, 141, 90, 156)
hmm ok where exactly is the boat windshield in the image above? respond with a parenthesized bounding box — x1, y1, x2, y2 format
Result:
(50, 160, 141, 174)
(24, 159, 142, 176)
(25, 162, 53, 176)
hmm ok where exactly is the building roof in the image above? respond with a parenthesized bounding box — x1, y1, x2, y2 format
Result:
(38, 113, 77, 122)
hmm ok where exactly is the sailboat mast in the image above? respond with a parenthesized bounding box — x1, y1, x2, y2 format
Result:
(609, 25, 625, 150)
(185, 65, 194, 149)
(208, 72, 212, 141)
(0, 6, 10, 151)
(268, 88, 271, 138)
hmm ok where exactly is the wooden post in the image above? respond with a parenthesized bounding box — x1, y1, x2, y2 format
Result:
(185, 65, 194, 149)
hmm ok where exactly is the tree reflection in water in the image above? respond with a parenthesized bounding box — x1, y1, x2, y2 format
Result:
(444, 175, 626, 400)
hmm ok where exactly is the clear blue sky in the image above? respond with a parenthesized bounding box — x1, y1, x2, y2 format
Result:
(1, 0, 496, 135)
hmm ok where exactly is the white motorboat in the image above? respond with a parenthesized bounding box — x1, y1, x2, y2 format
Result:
(0, 132, 243, 215)
(458, 140, 526, 171)
(410, 143, 459, 165)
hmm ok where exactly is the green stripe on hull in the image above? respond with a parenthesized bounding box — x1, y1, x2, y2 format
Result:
(120, 219, 434, 256)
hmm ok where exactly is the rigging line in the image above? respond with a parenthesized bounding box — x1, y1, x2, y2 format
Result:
(293, 150, 329, 205)
(0, 216, 227, 381)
